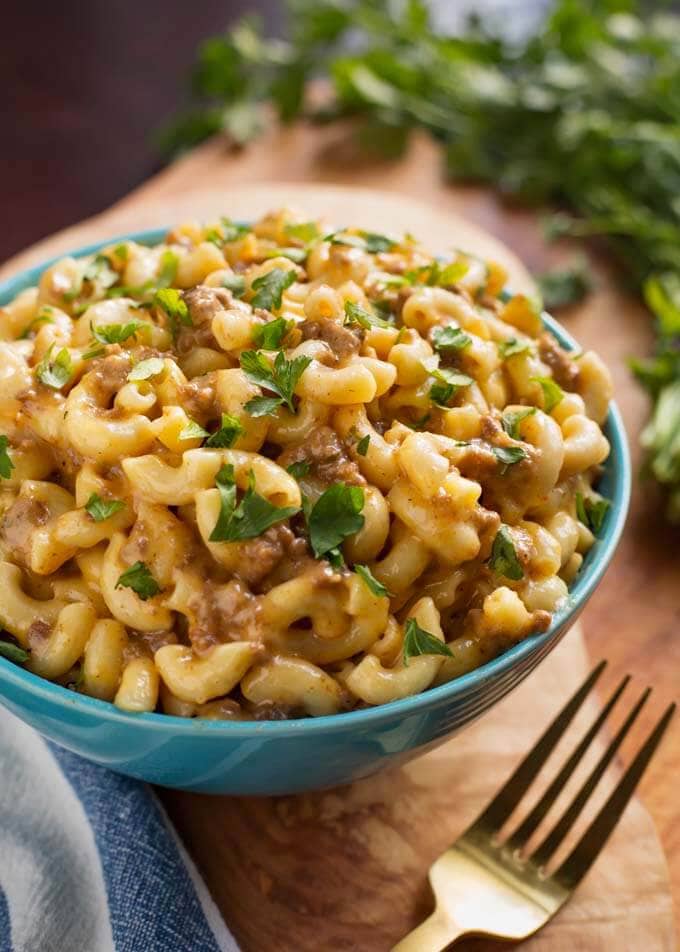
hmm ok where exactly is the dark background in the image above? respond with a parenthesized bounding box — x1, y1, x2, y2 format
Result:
(1, 1, 280, 263)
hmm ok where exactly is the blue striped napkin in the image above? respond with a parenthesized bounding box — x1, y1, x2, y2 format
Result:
(0, 710, 238, 952)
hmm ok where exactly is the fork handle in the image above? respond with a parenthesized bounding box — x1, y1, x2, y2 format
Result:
(391, 909, 465, 952)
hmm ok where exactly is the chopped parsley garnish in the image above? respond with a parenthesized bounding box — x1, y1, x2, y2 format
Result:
(307, 482, 365, 559)
(531, 375, 564, 413)
(240, 349, 311, 414)
(489, 526, 524, 580)
(356, 434, 370, 456)
(153, 288, 192, 337)
(91, 320, 149, 345)
(402, 618, 453, 666)
(264, 247, 307, 264)
(220, 219, 250, 243)
(287, 460, 311, 480)
(0, 436, 14, 480)
(492, 445, 528, 472)
(502, 407, 536, 440)
(18, 309, 55, 339)
(498, 338, 533, 359)
(157, 249, 179, 288)
(113, 243, 129, 262)
(284, 221, 320, 244)
(428, 366, 473, 407)
(361, 231, 397, 253)
(209, 465, 300, 542)
(179, 419, 210, 441)
(222, 273, 246, 297)
(250, 267, 296, 312)
(343, 300, 391, 330)
(204, 413, 244, 448)
(355, 564, 390, 598)
(245, 396, 286, 417)
(82, 254, 118, 291)
(128, 357, 165, 381)
(36, 346, 73, 390)
(84, 493, 125, 522)
(432, 325, 471, 354)
(405, 259, 469, 287)
(115, 561, 161, 600)
(0, 640, 29, 664)
(252, 316, 292, 350)
(575, 492, 610, 535)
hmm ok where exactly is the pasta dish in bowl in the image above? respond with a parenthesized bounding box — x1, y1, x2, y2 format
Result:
(0, 209, 628, 792)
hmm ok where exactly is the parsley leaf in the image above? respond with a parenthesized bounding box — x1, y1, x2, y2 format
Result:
(18, 309, 55, 340)
(209, 466, 300, 542)
(220, 219, 250, 243)
(489, 526, 524, 581)
(344, 300, 391, 330)
(245, 395, 285, 417)
(250, 268, 296, 312)
(85, 493, 125, 522)
(240, 349, 311, 414)
(115, 562, 161, 600)
(492, 445, 528, 472)
(0, 436, 14, 480)
(179, 419, 210, 441)
(428, 366, 473, 407)
(204, 413, 244, 448)
(0, 640, 29, 664)
(222, 273, 246, 297)
(83, 254, 118, 291)
(403, 618, 453, 666)
(263, 247, 307, 264)
(128, 357, 165, 381)
(361, 231, 396, 253)
(307, 482, 365, 558)
(285, 221, 320, 244)
(502, 407, 536, 440)
(153, 288, 192, 337)
(356, 434, 370, 456)
(355, 564, 390, 598)
(575, 492, 610, 535)
(432, 325, 471, 354)
(252, 316, 291, 350)
(531, 376, 564, 413)
(498, 338, 533, 359)
(157, 250, 179, 288)
(287, 460, 310, 479)
(92, 320, 149, 345)
(36, 346, 73, 390)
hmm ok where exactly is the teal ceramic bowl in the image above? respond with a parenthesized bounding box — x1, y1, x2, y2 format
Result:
(0, 231, 631, 794)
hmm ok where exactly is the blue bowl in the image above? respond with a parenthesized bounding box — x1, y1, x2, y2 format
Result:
(0, 231, 631, 794)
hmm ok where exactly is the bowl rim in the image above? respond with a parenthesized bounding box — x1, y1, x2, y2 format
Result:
(0, 228, 631, 736)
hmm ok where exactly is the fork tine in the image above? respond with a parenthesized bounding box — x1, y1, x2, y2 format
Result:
(470, 661, 607, 833)
(555, 702, 676, 891)
(530, 686, 651, 868)
(504, 674, 630, 853)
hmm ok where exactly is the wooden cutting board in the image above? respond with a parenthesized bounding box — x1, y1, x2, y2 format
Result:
(1, 124, 677, 950)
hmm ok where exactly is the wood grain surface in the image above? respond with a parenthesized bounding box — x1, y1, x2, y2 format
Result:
(2, 123, 678, 950)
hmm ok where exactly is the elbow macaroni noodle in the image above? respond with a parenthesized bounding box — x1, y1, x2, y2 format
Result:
(0, 209, 613, 719)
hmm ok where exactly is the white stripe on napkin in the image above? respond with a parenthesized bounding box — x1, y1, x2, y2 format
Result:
(0, 710, 115, 952)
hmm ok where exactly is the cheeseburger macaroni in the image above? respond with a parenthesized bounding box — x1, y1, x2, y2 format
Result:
(0, 210, 612, 718)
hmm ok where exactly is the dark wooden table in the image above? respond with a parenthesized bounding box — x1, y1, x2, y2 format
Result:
(1, 0, 280, 263)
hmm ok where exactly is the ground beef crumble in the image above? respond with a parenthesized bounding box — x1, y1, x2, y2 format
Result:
(278, 426, 365, 487)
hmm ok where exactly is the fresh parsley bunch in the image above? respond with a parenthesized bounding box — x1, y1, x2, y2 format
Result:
(159, 0, 680, 518)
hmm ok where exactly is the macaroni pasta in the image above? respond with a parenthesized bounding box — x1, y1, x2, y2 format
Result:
(0, 209, 612, 718)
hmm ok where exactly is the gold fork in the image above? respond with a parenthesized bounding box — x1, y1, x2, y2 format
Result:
(393, 661, 675, 951)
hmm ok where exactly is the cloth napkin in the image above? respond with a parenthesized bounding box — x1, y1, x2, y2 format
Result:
(0, 710, 238, 952)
